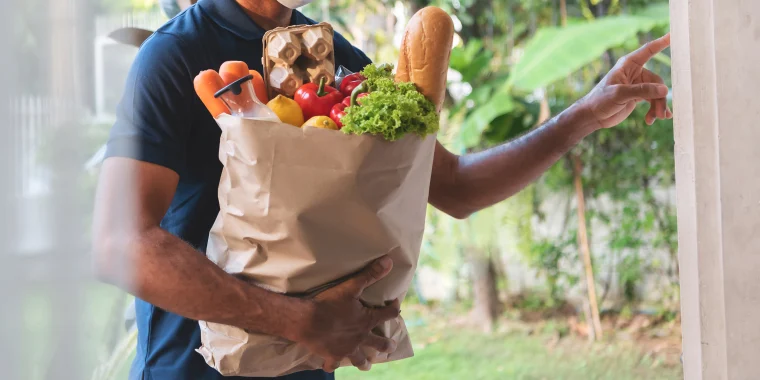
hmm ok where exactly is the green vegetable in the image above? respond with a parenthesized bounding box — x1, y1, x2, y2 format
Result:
(341, 64, 439, 141)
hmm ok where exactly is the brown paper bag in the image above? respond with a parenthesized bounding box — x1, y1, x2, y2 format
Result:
(197, 114, 436, 377)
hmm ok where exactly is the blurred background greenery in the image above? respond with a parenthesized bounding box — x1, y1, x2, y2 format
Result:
(13, 0, 680, 379)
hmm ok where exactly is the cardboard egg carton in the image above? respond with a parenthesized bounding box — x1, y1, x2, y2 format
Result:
(262, 23, 336, 99)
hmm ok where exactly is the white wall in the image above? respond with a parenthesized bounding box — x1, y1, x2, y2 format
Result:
(671, 0, 760, 378)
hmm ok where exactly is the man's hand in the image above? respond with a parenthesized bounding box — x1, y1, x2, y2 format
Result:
(579, 33, 672, 129)
(291, 256, 401, 373)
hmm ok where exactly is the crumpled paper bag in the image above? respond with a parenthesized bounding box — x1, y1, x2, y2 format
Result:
(197, 114, 436, 377)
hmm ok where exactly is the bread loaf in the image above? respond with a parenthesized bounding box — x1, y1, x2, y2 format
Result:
(395, 7, 454, 112)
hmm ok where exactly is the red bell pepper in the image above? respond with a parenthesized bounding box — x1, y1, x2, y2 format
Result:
(339, 73, 366, 97)
(329, 92, 368, 129)
(294, 77, 344, 120)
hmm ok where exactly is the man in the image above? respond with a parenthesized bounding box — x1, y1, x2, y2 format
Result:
(92, 0, 672, 379)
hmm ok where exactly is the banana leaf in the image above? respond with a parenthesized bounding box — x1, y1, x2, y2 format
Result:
(458, 95, 515, 150)
(505, 15, 661, 92)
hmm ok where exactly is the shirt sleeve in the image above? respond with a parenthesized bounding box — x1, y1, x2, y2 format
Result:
(104, 31, 194, 175)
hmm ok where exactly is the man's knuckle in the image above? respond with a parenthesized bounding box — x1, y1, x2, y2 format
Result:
(377, 339, 391, 352)
(368, 265, 384, 279)
(363, 311, 377, 330)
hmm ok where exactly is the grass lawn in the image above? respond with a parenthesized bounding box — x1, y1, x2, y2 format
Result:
(22, 286, 682, 380)
(339, 322, 682, 380)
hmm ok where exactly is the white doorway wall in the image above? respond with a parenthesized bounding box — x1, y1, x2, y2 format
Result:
(671, 0, 760, 378)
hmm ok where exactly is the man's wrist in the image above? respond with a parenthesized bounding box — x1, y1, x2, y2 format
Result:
(237, 283, 315, 341)
(277, 296, 316, 343)
(558, 100, 600, 140)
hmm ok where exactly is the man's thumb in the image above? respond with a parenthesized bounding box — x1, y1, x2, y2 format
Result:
(340, 256, 394, 297)
(614, 83, 669, 101)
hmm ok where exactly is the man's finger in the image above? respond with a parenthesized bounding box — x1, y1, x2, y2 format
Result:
(641, 68, 666, 85)
(650, 98, 667, 120)
(369, 298, 401, 327)
(612, 84, 669, 102)
(363, 333, 398, 354)
(348, 351, 371, 371)
(646, 102, 657, 125)
(339, 256, 394, 297)
(656, 98, 668, 119)
(372, 299, 402, 328)
(640, 68, 668, 120)
(628, 33, 671, 65)
(322, 358, 340, 373)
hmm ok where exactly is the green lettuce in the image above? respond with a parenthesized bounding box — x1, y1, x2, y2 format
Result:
(341, 64, 439, 141)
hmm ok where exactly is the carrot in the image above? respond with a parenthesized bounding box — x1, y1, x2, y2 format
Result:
(193, 70, 228, 118)
(219, 61, 250, 85)
(218, 61, 270, 103)
(249, 69, 269, 103)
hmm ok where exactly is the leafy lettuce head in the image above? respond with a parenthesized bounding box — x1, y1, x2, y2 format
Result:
(341, 64, 439, 141)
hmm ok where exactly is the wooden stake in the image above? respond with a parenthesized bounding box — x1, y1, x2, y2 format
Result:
(571, 154, 603, 340)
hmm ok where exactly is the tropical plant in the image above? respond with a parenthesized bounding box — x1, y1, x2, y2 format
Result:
(437, 0, 674, 332)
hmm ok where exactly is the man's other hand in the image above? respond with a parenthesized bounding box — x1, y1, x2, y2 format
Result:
(578, 33, 672, 129)
(291, 256, 401, 373)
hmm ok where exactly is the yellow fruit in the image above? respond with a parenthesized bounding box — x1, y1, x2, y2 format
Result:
(302, 116, 339, 130)
(267, 95, 304, 127)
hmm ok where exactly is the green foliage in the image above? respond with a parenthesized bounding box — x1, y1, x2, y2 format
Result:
(458, 97, 515, 150)
(505, 15, 664, 92)
(448, 39, 525, 151)
(438, 0, 677, 313)
(631, 1, 670, 22)
(617, 254, 643, 303)
(447, 2, 671, 151)
(449, 40, 494, 84)
(541, 319, 571, 336)
(419, 206, 465, 274)
(526, 235, 580, 303)
(656, 308, 679, 323)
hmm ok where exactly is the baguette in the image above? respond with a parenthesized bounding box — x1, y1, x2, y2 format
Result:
(395, 7, 454, 112)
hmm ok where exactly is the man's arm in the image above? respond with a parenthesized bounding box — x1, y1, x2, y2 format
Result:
(92, 157, 399, 372)
(429, 104, 594, 219)
(429, 34, 672, 219)
(92, 157, 303, 335)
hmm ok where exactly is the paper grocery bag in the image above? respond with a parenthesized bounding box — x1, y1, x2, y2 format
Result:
(197, 114, 436, 377)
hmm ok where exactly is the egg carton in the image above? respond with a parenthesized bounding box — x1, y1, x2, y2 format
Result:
(262, 23, 336, 99)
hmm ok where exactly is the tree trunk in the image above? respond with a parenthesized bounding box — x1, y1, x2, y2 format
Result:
(559, 0, 568, 27)
(571, 154, 603, 341)
(470, 252, 501, 332)
(490, 249, 509, 304)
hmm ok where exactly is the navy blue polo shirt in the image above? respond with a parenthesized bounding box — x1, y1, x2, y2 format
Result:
(104, 0, 372, 378)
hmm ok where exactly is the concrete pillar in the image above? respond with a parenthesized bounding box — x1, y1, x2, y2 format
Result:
(671, 0, 760, 379)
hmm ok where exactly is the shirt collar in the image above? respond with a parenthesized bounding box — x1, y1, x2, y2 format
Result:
(198, 0, 306, 41)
